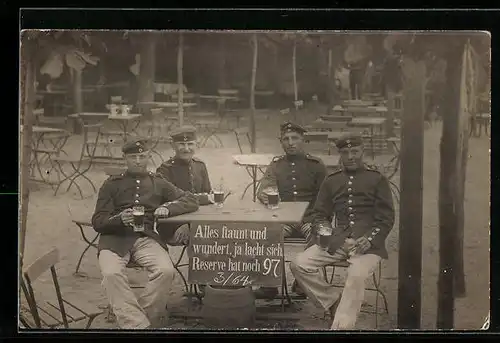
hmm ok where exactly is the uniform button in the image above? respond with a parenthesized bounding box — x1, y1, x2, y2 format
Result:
(134, 200, 139, 203)
(348, 207, 353, 211)
(136, 180, 140, 184)
(292, 170, 296, 173)
(349, 214, 354, 218)
(372, 232, 377, 236)
(291, 163, 295, 166)
(349, 176, 354, 180)
(292, 177, 296, 180)
(375, 228, 380, 232)
(293, 191, 297, 195)
(368, 237, 373, 241)
(293, 184, 296, 188)
(349, 221, 355, 226)
(135, 194, 139, 197)
(348, 188, 352, 192)
(136, 186, 140, 189)
(348, 200, 353, 204)
(348, 181, 353, 185)
(349, 194, 353, 197)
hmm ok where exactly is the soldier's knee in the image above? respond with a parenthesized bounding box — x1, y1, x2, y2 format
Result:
(98, 251, 125, 279)
(100, 263, 124, 279)
(290, 252, 308, 274)
(155, 262, 175, 281)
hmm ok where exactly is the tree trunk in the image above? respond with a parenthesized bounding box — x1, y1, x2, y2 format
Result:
(73, 68, 83, 113)
(177, 33, 184, 126)
(292, 41, 298, 122)
(397, 58, 425, 329)
(20, 50, 35, 268)
(218, 34, 227, 90)
(437, 39, 465, 329)
(137, 33, 156, 105)
(386, 90, 395, 138)
(249, 34, 258, 153)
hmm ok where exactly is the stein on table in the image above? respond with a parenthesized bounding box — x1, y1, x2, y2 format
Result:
(263, 187, 280, 210)
(213, 190, 225, 208)
(317, 224, 333, 251)
(132, 205, 145, 232)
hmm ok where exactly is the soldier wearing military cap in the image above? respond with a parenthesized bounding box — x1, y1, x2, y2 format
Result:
(255, 121, 328, 298)
(155, 126, 214, 246)
(92, 137, 199, 329)
(290, 132, 395, 330)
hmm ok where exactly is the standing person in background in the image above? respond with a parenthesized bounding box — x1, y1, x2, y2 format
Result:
(344, 36, 372, 100)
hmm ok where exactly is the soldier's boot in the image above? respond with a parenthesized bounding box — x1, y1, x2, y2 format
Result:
(253, 287, 279, 299)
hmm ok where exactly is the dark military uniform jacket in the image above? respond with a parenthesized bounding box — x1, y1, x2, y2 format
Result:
(257, 153, 327, 223)
(312, 164, 395, 259)
(156, 157, 212, 206)
(91, 170, 199, 257)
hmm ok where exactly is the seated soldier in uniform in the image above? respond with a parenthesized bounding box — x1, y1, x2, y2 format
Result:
(255, 121, 328, 299)
(290, 133, 395, 330)
(155, 126, 214, 295)
(155, 125, 214, 245)
(92, 138, 199, 329)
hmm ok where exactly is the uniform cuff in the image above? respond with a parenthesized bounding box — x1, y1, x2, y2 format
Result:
(364, 227, 381, 244)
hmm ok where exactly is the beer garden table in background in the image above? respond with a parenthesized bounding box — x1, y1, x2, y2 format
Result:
(232, 154, 339, 202)
(349, 117, 387, 159)
(21, 125, 70, 186)
(159, 200, 309, 314)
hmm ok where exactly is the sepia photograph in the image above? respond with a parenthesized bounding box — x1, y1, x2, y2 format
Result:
(19, 29, 490, 331)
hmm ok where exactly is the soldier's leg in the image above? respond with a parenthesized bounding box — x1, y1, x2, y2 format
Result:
(99, 249, 150, 329)
(289, 223, 317, 295)
(331, 253, 381, 330)
(253, 224, 296, 298)
(132, 237, 176, 328)
(290, 245, 346, 312)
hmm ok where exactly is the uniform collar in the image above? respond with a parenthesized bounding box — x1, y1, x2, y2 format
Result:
(285, 152, 306, 161)
(125, 169, 149, 177)
(340, 162, 366, 174)
(172, 157, 193, 165)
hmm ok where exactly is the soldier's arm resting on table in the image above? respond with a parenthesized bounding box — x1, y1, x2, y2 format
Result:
(311, 178, 334, 228)
(256, 163, 277, 204)
(159, 179, 199, 216)
(91, 180, 126, 235)
(363, 175, 395, 247)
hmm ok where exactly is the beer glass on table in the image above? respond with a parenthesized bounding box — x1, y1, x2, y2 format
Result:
(213, 190, 225, 208)
(132, 205, 145, 232)
(263, 187, 280, 210)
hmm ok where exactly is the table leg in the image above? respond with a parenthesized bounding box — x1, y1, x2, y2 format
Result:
(252, 166, 258, 202)
(370, 126, 375, 160)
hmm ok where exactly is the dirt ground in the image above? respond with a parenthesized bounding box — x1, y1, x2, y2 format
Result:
(20, 108, 490, 330)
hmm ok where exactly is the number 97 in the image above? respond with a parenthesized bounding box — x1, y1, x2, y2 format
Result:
(262, 258, 281, 278)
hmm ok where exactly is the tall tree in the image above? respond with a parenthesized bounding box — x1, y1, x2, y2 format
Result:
(249, 33, 258, 153)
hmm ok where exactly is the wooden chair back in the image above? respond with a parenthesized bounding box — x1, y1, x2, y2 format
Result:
(21, 248, 70, 328)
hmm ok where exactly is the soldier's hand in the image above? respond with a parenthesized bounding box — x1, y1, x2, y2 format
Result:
(120, 209, 134, 226)
(207, 193, 215, 204)
(173, 225, 190, 245)
(353, 236, 371, 255)
(259, 193, 269, 205)
(154, 206, 170, 218)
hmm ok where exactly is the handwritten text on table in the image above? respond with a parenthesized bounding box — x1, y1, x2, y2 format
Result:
(188, 221, 284, 287)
